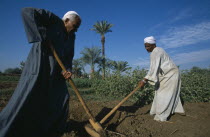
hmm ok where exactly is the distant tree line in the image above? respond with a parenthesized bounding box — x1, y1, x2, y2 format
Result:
(1, 46, 130, 78)
(1, 61, 25, 75)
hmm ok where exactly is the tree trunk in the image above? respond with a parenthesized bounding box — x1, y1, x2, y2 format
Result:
(101, 35, 105, 79)
(91, 64, 95, 79)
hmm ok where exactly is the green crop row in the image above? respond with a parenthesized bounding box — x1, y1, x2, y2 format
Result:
(91, 67, 210, 103)
(1, 67, 209, 103)
(0, 74, 20, 82)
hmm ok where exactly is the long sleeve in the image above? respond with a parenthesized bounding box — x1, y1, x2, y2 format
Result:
(63, 33, 75, 72)
(145, 49, 161, 84)
(21, 7, 60, 43)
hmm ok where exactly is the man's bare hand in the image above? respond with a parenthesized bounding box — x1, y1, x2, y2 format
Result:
(62, 71, 72, 79)
(139, 80, 145, 88)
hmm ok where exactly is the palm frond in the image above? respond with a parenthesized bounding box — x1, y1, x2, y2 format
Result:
(80, 46, 102, 65)
(90, 20, 113, 35)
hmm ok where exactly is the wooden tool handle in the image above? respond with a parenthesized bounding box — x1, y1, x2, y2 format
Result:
(100, 85, 141, 124)
(50, 45, 96, 121)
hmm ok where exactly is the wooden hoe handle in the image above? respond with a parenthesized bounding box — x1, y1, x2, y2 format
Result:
(50, 45, 96, 122)
(100, 85, 141, 124)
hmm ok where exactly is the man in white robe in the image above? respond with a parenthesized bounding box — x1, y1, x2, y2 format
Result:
(139, 36, 185, 121)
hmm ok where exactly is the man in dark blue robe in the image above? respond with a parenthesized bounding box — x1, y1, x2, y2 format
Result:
(0, 7, 81, 137)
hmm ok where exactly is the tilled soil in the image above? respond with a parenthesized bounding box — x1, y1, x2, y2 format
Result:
(1, 82, 210, 137)
(0, 82, 17, 89)
(64, 98, 210, 137)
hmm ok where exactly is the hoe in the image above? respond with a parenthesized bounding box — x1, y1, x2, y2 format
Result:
(84, 84, 141, 137)
(50, 45, 106, 137)
(50, 45, 141, 137)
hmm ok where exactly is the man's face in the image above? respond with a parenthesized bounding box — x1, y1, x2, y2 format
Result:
(64, 17, 81, 33)
(144, 43, 156, 53)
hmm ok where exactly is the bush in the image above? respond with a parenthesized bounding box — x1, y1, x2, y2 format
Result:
(70, 78, 91, 88)
(181, 67, 210, 102)
(91, 68, 155, 104)
(4, 68, 22, 74)
(91, 75, 133, 96)
(0, 74, 20, 82)
(1, 67, 210, 104)
(91, 67, 210, 103)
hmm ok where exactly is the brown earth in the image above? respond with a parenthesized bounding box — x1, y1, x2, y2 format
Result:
(0, 82, 17, 89)
(1, 82, 210, 137)
(64, 97, 210, 137)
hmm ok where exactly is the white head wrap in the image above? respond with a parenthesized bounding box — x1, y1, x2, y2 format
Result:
(62, 11, 80, 21)
(144, 36, 156, 44)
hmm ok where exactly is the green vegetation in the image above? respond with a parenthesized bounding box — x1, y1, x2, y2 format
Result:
(80, 46, 102, 78)
(0, 74, 20, 82)
(108, 60, 131, 75)
(181, 67, 210, 102)
(69, 78, 91, 88)
(90, 21, 113, 79)
(4, 68, 21, 74)
(90, 67, 210, 103)
(1, 67, 210, 103)
(91, 68, 154, 104)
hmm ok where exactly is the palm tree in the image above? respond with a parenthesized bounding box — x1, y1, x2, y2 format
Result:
(80, 46, 102, 78)
(72, 59, 82, 78)
(97, 58, 113, 73)
(90, 21, 113, 79)
(80, 60, 88, 78)
(110, 61, 131, 74)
